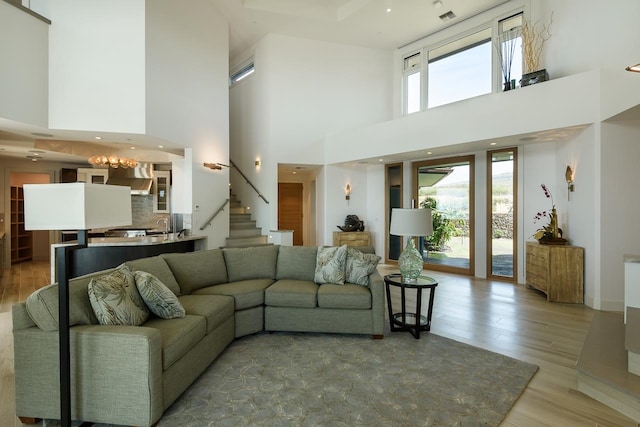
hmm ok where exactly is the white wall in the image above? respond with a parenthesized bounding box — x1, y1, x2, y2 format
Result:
(230, 34, 394, 237)
(0, 1, 49, 127)
(322, 164, 368, 246)
(48, 0, 146, 133)
(145, 0, 230, 248)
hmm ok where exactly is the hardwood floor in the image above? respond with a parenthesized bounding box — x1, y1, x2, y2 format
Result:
(0, 261, 636, 426)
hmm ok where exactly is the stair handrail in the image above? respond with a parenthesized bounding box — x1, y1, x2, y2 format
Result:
(229, 159, 270, 204)
(200, 198, 230, 230)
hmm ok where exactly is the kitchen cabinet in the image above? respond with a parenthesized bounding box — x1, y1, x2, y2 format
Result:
(153, 171, 170, 213)
(10, 186, 32, 264)
(525, 242, 584, 303)
(77, 168, 108, 184)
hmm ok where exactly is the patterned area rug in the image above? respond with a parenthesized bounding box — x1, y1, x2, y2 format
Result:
(158, 331, 537, 427)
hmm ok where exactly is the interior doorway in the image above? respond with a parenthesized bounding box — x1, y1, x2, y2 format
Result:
(278, 182, 303, 245)
(10, 172, 51, 264)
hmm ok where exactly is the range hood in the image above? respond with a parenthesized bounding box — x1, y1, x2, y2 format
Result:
(106, 163, 154, 195)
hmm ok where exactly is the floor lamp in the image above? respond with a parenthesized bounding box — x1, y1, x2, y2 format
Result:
(390, 208, 433, 282)
(23, 183, 132, 427)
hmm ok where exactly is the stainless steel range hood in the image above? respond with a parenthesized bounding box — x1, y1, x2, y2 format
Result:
(107, 163, 154, 195)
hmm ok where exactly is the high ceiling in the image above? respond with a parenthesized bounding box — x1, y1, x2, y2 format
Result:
(1, 0, 511, 165)
(212, 0, 510, 60)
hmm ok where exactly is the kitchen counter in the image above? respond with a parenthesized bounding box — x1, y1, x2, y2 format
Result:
(50, 234, 207, 282)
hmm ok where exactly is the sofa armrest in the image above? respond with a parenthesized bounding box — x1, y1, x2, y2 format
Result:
(368, 270, 385, 335)
(14, 324, 163, 426)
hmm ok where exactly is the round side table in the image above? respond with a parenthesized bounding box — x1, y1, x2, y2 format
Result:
(384, 273, 438, 339)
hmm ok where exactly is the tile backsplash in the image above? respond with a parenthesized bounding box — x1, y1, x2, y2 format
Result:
(131, 195, 170, 229)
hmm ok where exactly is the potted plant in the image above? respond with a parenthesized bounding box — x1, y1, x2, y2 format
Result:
(533, 184, 567, 245)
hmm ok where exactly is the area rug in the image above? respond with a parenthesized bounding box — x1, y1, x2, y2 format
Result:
(158, 331, 537, 427)
(40, 331, 537, 427)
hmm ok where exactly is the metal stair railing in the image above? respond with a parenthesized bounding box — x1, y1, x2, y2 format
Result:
(200, 198, 230, 230)
(229, 159, 269, 204)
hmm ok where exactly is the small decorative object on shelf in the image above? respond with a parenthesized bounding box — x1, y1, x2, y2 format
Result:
(337, 215, 365, 232)
(520, 12, 553, 87)
(533, 184, 567, 245)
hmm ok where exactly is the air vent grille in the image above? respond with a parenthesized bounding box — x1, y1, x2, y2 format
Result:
(439, 10, 456, 21)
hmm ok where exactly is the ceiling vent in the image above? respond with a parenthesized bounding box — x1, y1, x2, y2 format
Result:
(439, 10, 456, 21)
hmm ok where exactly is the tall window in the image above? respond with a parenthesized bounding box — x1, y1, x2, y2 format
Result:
(403, 53, 422, 114)
(428, 29, 492, 108)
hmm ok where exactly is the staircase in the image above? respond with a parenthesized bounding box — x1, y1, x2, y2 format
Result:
(224, 193, 269, 248)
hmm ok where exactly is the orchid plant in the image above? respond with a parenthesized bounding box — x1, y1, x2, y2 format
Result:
(533, 184, 562, 241)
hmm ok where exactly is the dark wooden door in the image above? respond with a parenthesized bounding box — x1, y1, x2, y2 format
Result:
(278, 183, 303, 245)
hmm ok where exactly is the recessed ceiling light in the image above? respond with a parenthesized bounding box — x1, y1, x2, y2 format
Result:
(427, 151, 432, 155)
(158, 145, 164, 149)
(95, 136, 103, 140)
(130, 147, 136, 150)
(292, 171, 297, 174)
(379, 159, 384, 162)
(26, 155, 40, 161)
(490, 142, 497, 146)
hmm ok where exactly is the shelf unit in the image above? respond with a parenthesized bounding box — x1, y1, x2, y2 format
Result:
(10, 186, 32, 264)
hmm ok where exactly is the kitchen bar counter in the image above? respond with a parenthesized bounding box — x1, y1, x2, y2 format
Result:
(50, 234, 207, 282)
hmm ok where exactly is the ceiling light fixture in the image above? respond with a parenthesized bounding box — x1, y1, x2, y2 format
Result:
(94, 136, 103, 140)
(88, 155, 138, 169)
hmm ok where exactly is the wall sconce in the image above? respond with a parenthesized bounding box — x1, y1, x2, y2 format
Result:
(203, 162, 230, 170)
(255, 160, 261, 167)
(626, 63, 640, 73)
(345, 184, 351, 200)
(565, 165, 575, 199)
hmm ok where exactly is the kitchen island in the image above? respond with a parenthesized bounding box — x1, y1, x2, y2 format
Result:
(50, 233, 207, 282)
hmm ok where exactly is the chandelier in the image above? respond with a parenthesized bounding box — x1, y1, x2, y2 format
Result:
(88, 155, 139, 169)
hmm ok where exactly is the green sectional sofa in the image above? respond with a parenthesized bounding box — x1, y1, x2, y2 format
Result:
(12, 245, 383, 426)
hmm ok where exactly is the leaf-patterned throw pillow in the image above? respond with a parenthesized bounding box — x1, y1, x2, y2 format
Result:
(314, 245, 348, 285)
(346, 247, 381, 287)
(88, 265, 149, 326)
(134, 270, 185, 319)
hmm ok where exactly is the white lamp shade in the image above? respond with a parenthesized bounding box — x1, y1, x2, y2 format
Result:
(390, 208, 433, 237)
(23, 183, 132, 230)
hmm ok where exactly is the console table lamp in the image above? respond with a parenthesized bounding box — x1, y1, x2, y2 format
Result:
(23, 183, 132, 427)
(390, 208, 433, 282)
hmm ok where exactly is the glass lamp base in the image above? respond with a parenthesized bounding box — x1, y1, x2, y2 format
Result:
(398, 238, 423, 281)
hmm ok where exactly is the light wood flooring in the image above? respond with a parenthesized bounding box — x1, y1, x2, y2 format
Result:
(0, 261, 637, 426)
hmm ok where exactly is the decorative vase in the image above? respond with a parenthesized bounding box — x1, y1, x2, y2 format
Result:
(503, 81, 512, 91)
(398, 238, 423, 282)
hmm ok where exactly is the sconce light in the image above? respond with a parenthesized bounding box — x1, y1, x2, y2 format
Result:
(565, 165, 575, 198)
(203, 162, 230, 170)
(255, 160, 261, 167)
(345, 184, 351, 200)
(626, 63, 640, 73)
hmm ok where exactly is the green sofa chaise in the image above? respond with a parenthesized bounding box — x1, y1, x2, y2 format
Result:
(12, 244, 383, 426)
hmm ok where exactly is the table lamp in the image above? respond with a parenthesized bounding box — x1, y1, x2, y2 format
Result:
(390, 208, 433, 282)
(23, 183, 132, 427)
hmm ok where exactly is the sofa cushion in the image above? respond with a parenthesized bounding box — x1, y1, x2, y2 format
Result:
(134, 271, 185, 319)
(345, 247, 381, 287)
(193, 279, 274, 310)
(125, 256, 182, 296)
(162, 249, 228, 294)
(177, 294, 234, 334)
(317, 283, 372, 309)
(143, 315, 206, 370)
(314, 245, 347, 285)
(25, 269, 111, 331)
(276, 246, 318, 281)
(265, 280, 318, 308)
(223, 245, 279, 282)
(88, 265, 149, 326)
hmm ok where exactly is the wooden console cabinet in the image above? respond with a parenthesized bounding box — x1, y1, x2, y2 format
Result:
(333, 231, 371, 247)
(526, 242, 584, 303)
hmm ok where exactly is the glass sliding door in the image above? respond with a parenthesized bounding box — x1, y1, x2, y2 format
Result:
(386, 163, 403, 262)
(488, 148, 517, 280)
(414, 156, 474, 275)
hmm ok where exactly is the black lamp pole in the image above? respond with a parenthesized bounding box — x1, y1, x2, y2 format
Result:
(55, 230, 88, 427)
